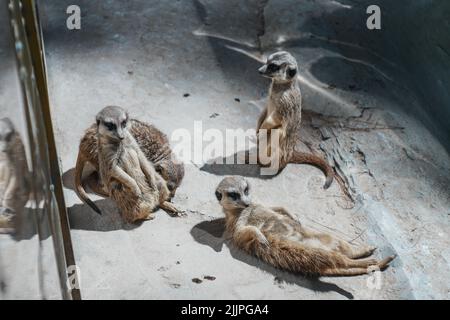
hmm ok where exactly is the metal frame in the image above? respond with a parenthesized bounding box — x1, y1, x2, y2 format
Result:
(8, 0, 81, 300)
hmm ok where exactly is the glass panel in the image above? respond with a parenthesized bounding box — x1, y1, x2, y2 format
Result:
(0, 0, 64, 300)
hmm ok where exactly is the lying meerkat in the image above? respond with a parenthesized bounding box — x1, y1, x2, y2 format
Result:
(215, 176, 395, 276)
(0, 118, 29, 232)
(85, 106, 179, 222)
(75, 116, 184, 205)
(257, 51, 334, 188)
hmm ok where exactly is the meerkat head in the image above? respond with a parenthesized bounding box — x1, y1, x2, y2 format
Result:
(0, 118, 16, 152)
(258, 51, 298, 83)
(215, 176, 251, 212)
(95, 106, 129, 141)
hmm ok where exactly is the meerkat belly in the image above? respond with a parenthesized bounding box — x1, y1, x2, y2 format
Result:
(119, 148, 152, 193)
(253, 214, 305, 243)
(258, 99, 280, 130)
(279, 223, 305, 243)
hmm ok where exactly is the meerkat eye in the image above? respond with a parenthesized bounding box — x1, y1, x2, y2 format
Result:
(4, 131, 14, 141)
(267, 63, 279, 73)
(227, 192, 240, 201)
(215, 191, 222, 201)
(104, 122, 116, 131)
(121, 120, 127, 128)
(287, 67, 297, 78)
(244, 186, 249, 195)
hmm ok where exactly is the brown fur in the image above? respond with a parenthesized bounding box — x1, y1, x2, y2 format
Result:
(75, 118, 184, 212)
(99, 133, 177, 222)
(257, 51, 333, 188)
(79, 106, 180, 221)
(216, 176, 395, 276)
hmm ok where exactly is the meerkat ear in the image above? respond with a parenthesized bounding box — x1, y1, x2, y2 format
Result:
(287, 67, 297, 78)
(215, 191, 222, 201)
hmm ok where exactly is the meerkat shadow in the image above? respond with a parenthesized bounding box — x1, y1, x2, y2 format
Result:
(63, 167, 100, 193)
(62, 168, 77, 192)
(200, 149, 280, 180)
(190, 219, 354, 299)
(190, 218, 226, 252)
(63, 168, 134, 232)
(67, 199, 140, 232)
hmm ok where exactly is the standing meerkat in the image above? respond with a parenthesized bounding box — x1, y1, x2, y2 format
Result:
(257, 51, 334, 188)
(75, 113, 184, 208)
(0, 118, 29, 232)
(84, 106, 179, 222)
(215, 176, 395, 276)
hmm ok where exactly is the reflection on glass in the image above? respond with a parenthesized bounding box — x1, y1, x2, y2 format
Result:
(0, 0, 69, 300)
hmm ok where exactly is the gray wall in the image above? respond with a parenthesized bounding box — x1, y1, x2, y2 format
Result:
(315, 0, 450, 148)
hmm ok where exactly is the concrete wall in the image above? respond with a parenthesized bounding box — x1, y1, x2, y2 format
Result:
(308, 0, 450, 147)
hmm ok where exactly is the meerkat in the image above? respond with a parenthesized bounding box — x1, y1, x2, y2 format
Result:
(257, 51, 334, 188)
(75, 113, 184, 210)
(215, 176, 395, 276)
(0, 118, 29, 232)
(83, 106, 180, 222)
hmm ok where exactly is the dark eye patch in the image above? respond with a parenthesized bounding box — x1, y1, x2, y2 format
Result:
(121, 120, 127, 128)
(104, 122, 116, 131)
(215, 191, 222, 201)
(4, 131, 14, 141)
(227, 192, 240, 201)
(267, 63, 279, 73)
(287, 67, 297, 78)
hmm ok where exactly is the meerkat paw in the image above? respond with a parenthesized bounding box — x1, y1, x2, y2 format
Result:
(352, 245, 378, 259)
(144, 213, 155, 221)
(377, 255, 396, 270)
(257, 234, 270, 248)
(173, 209, 187, 217)
(160, 201, 185, 217)
(366, 246, 377, 256)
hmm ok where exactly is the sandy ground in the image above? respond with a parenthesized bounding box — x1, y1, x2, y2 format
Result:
(1, 0, 449, 299)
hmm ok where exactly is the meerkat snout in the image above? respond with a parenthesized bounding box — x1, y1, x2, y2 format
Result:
(96, 105, 129, 141)
(215, 176, 251, 210)
(258, 51, 298, 82)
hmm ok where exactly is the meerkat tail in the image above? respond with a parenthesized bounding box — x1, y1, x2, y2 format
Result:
(84, 171, 109, 198)
(290, 150, 334, 189)
(74, 153, 102, 215)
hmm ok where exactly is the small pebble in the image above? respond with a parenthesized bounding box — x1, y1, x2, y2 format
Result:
(192, 278, 202, 284)
(183, 93, 190, 97)
(234, 98, 240, 102)
(203, 276, 216, 281)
